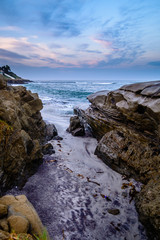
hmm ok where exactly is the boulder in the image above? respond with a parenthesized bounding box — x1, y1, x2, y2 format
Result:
(0, 195, 47, 237)
(45, 123, 58, 141)
(67, 116, 85, 136)
(42, 143, 55, 155)
(82, 81, 160, 239)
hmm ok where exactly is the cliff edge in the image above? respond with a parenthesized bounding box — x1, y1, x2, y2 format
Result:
(80, 80, 160, 239)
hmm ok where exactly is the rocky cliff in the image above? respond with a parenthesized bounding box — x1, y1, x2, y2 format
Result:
(0, 75, 46, 193)
(78, 81, 160, 239)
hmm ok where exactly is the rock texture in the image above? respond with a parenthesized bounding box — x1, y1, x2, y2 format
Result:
(67, 116, 85, 136)
(0, 195, 49, 239)
(0, 75, 46, 193)
(80, 81, 160, 239)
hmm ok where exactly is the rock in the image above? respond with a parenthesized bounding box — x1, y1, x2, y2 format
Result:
(68, 116, 82, 132)
(135, 176, 160, 240)
(45, 124, 58, 141)
(52, 135, 63, 140)
(0, 83, 46, 192)
(107, 209, 120, 215)
(67, 116, 85, 136)
(0, 195, 46, 237)
(8, 215, 29, 233)
(42, 143, 55, 155)
(0, 219, 9, 232)
(0, 75, 7, 89)
(0, 204, 7, 218)
(0, 230, 10, 240)
(81, 80, 160, 238)
(72, 127, 85, 136)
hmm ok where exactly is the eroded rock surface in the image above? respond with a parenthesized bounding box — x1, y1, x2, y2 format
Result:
(0, 75, 46, 192)
(81, 81, 160, 239)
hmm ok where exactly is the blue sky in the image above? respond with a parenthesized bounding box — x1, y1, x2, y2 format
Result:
(0, 0, 160, 80)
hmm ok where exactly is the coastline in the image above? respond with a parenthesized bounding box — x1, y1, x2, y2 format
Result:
(1, 77, 159, 239)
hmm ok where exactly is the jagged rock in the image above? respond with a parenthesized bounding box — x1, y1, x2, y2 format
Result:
(42, 143, 55, 155)
(45, 123, 58, 141)
(82, 81, 160, 239)
(0, 83, 46, 192)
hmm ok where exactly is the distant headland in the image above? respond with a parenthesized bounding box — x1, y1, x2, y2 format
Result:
(0, 65, 32, 84)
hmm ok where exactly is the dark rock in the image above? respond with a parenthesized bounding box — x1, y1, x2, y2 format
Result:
(107, 209, 120, 215)
(42, 143, 55, 155)
(67, 115, 85, 136)
(0, 75, 7, 89)
(68, 116, 82, 132)
(72, 127, 85, 136)
(52, 135, 63, 140)
(45, 124, 58, 141)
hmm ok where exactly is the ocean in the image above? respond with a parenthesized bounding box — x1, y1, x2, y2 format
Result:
(23, 79, 139, 130)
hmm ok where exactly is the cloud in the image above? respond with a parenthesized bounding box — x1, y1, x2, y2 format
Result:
(0, 48, 29, 59)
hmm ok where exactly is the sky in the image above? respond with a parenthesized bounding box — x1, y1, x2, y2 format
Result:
(0, 0, 160, 81)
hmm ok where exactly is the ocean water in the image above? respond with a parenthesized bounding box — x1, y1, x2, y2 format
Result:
(24, 79, 139, 127)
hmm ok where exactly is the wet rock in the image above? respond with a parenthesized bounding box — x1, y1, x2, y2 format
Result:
(52, 135, 63, 140)
(107, 209, 120, 215)
(67, 116, 85, 136)
(45, 123, 58, 141)
(0, 204, 7, 218)
(72, 127, 85, 136)
(42, 143, 55, 155)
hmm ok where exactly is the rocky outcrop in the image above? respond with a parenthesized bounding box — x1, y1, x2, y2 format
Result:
(67, 116, 85, 136)
(0, 75, 46, 193)
(0, 195, 49, 239)
(80, 81, 160, 239)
